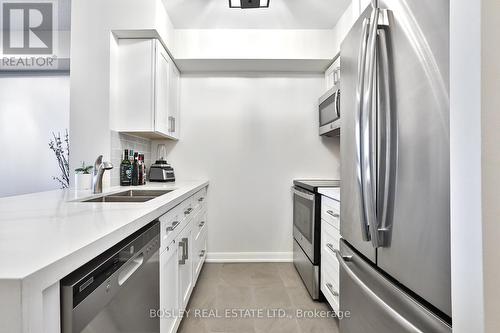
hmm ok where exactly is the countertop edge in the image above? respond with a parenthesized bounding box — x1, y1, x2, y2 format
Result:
(5, 181, 209, 284)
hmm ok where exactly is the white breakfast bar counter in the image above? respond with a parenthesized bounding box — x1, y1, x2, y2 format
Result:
(0, 180, 209, 333)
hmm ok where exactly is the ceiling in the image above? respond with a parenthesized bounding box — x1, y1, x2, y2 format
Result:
(163, 0, 351, 29)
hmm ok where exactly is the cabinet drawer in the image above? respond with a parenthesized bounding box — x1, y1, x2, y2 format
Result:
(193, 187, 207, 211)
(322, 219, 340, 261)
(181, 200, 195, 220)
(321, 196, 340, 230)
(321, 218, 340, 294)
(321, 265, 340, 312)
(160, 198, 194, 252)
(193, 227, 208, 282)
(321, 246, 339, 287)
(194, 210, 207, 242)
(160, 205, 183, 253)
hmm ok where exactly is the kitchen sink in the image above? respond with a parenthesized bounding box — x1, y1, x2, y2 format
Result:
(81, 189, 173, 203)
(111, 190, 173, 197)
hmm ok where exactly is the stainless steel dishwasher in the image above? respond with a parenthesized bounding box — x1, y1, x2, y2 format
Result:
(61, 221, 160, 333)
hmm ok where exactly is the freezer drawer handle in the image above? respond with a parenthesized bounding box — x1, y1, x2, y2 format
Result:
(334, 249, 422, 332)
(326, 283, 339, 297)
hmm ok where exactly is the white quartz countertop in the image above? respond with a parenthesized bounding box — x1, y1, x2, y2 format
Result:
(0, 180, 208, 281)
(318, 187, 340, 201)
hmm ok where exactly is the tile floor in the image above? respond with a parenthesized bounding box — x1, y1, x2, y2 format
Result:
(178, 263, 340, 333)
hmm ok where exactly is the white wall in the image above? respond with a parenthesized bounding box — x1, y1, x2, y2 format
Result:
(174, 29, 336, 60)
(0, 75, 70, 197)
(449, 11, 484, 329)
(481, 0, 500, 331)
(70, 0, 175, 181)
(155, 75, 339, 260)
(328, 0, 370, 57)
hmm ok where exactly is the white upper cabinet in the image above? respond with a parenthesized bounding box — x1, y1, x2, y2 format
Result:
(324, 56, 340, 92)
(168, 60, 180, 139)
(112, 38, 180, 140)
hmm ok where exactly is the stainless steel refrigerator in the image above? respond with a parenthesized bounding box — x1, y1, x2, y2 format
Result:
(338, 0, 451, 332)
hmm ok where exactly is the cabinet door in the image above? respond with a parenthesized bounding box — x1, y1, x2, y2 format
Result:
(160, 241, 179, 333)
(115, 39, 155, 131)
(168, 63, 180, 139)
(177, 221, 193, 310)
(192, 211, 207, 281)
(154, 40, 170, 136)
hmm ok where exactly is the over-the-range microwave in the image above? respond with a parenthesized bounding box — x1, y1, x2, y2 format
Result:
(318, 83, 340, 136)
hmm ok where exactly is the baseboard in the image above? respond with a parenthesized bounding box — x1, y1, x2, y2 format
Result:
(206, 252, 293, 263)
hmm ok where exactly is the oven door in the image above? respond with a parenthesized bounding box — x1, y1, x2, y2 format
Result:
(292, 186, 318, 263)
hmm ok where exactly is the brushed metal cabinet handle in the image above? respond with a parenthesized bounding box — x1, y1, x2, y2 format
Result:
(198, 197, 204, 202)
(166, 221, 179, 232)
(198, 221, 205, 228)
(326, 243, 336, 254)
(326, 210, 340, 218)
(183, 237, 189, 260)
(184, 208, 193, 215)
(326, 283, 339, 297)
(199, 250, 206, 258)
(178, 240, 186, 265)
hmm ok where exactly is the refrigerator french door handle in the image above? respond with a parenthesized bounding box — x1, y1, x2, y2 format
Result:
(376, 10, 393, 247)
(355, 17, 371, 242)
(361, 8, 392, 249)
(361, 8, 381, 248)
(334, 249, 422, 332)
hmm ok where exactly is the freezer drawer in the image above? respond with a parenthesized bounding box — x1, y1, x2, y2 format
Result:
(338, 240, 451, 333)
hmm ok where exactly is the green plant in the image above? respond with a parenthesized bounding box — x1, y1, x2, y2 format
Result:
(75, 162, 93, 174)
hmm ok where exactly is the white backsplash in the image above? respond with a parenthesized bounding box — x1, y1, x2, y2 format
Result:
(110, 131, 152, 186)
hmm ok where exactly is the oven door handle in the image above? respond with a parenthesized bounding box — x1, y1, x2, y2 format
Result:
(292, 187, 315, 201)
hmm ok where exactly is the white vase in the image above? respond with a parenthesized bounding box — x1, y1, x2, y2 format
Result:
(75, 174, 92, 190)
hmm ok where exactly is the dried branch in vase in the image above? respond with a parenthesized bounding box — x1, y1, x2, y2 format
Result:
(49, 129, 70, 189)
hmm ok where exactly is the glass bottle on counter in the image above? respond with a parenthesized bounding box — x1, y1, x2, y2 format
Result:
(138, 154, 144, 185)
(131, 152, 139, 186)
(120, 149, 132, 186)
(140, 154, 147, 185)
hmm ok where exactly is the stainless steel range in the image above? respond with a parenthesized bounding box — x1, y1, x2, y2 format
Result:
(292, 179, 340, 300)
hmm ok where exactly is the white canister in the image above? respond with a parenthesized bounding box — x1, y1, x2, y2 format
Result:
(74, 174, 92, 190)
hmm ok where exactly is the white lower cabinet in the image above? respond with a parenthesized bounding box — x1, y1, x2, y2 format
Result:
(192, 210, 208, 281)
(160, 240, 179, 333)
(177, 220, 193, 311)
(159, 187, 208, 332)
(320, 196, 341, 313)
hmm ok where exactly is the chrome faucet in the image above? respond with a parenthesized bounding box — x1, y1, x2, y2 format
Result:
(92, 155, 113, 194)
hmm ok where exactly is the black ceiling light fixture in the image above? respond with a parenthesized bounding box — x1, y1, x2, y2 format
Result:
(229, 0, 270, 9)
